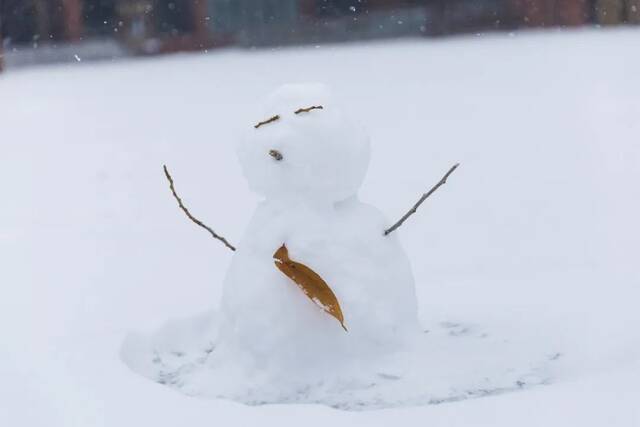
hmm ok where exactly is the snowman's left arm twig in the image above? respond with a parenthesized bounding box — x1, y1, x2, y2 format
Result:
(383, 163, 460, 236)
(163, 165, 236, 252)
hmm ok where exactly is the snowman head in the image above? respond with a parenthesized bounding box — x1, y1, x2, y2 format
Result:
(237, 83, 370, 203)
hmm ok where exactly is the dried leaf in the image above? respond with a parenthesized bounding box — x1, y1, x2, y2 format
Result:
(273, 244, 347, 331)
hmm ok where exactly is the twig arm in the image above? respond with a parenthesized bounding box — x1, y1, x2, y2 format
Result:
(383, 163, 460, 236)
(163, 165, 236, 252)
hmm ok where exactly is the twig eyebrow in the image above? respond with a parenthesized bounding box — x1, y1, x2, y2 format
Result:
(254, 115, 280, 129)
(294, 105, 323, 114)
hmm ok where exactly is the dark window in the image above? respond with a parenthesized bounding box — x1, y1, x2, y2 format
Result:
(154, 0, 194, 35)
(83, 0, 118, 36)
(316, 0, 372, 17)
(2, 0, 39, 43)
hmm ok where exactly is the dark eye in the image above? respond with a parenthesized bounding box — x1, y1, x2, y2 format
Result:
(254, 115, 280, 129)
(294, 105, 323, 114)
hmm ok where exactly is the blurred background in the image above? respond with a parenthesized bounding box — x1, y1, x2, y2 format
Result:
(1, 0, 639, 70)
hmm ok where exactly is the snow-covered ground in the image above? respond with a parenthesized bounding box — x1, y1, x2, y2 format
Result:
(1, 28, 639, 425)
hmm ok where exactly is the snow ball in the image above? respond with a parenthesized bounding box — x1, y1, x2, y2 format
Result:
(237, 83, 370, 203)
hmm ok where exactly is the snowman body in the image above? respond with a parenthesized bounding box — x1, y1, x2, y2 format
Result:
(213, 84, 421, 386)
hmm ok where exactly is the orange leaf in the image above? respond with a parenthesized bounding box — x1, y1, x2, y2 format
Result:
(273, 244, 347, 332)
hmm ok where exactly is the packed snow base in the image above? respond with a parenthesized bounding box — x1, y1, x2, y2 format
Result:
(123, 312, 558, 409)
(123, 84, 557, 409)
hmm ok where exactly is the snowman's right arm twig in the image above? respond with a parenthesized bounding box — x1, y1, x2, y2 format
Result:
(383, 163, 460, 236)
(163, 165, 236, 252)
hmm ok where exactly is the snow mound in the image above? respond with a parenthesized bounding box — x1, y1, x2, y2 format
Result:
(122, 312, 559, 410)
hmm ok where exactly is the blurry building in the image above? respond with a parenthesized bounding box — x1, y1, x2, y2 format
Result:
(1, 0, 639, 70)
(0, 0, 221, 52)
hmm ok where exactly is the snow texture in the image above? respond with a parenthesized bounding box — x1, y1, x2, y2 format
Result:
(1, 28, 639, 426)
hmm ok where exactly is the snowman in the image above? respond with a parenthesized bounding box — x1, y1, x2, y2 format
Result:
(135, 86, 556, 405)
(197, 83, 423, 394)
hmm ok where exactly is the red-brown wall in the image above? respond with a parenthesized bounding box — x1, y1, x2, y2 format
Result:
(510, 0, 590, 26)
(62, 0, 83, 41)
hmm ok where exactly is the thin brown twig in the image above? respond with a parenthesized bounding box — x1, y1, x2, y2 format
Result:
(294, 105, 323, 114)
(254, 115, 280, 128)
(384, 163, 460, 236)
(163, 165, 236, 252)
